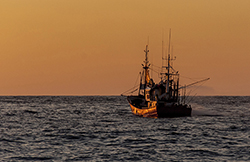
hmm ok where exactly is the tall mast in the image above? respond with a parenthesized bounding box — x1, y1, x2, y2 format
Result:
(144, 45, 150, 87)
(144, 45, 149, 67)
(162, 30, 164, 74)
(167, 29, 171, 93)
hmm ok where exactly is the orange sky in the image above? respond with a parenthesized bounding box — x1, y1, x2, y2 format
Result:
(0, 0, 250, 95)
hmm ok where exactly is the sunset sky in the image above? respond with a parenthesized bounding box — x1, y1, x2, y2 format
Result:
(0, 0, 250, 96)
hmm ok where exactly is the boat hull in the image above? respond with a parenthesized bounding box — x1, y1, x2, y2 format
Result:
(127, 96, 192, 118)
(157, 102, 192, 118)
(127, 96, 157, 118)
(128, 102, 158, 118)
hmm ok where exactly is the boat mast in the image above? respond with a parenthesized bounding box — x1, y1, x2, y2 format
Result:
(138, 72, 142, 96)
(166, 29, 171, 94)
(161, 30, 164, 81)
(144, 45, 150, 87)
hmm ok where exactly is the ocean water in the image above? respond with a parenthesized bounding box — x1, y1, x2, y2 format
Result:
(0, 96, 249, 161)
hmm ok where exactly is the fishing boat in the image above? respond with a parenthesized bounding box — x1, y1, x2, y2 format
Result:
(124, 32, 209, 118)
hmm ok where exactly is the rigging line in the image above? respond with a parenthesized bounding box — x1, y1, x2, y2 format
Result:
(133, 71, 141, 88)
(186, 82, 200, 97)
(186, 81, 202, 96)
(151, 68, 161, 73)
(148, 67, 163, 79)
(121, 68, 144, 96)
(185, 81, 206, 103)
(169, 65, 177, 73)
(121, 84, 140, 96)
(149, 67, 161, 74)
(179, 78, 210, 89)
(149, 66, 161, 71)
(130, 88, 138, 94)
(180, 75, 208, 81)
(186, 93, 197, 105)
(151, 64, 162, 69)
(180, 76, 197, 81)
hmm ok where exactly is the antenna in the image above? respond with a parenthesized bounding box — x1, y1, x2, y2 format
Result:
(147, 36, 149, 45)
(168, 29, 171, 58)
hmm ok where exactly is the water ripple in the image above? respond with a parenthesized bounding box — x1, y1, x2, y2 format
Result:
(0, 96, 249, 161)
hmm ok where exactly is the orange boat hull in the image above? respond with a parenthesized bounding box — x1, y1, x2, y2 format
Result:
(128, 102, 158, 118)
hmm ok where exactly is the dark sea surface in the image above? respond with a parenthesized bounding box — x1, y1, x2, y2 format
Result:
(0, 96, 250, 161)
